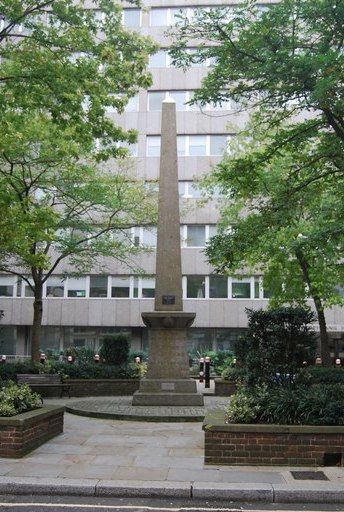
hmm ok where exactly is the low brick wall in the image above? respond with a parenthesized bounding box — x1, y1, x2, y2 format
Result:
(0, 406, 64, 458)
(32, 379, 140, 397)
(214, 379, 237, 396)
(67, 379, 140, 397)
(204, 411, 344, 466)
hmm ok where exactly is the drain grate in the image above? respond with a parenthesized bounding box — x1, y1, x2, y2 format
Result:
(291, 470, 329, 481)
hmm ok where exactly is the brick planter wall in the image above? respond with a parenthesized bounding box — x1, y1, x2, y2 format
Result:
(0, 406, 64, 458)
(204, 411, 344, 466)
(214, 379, 237, 396)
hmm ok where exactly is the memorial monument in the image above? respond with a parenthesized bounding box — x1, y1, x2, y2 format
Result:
(132, 99, 204, 406)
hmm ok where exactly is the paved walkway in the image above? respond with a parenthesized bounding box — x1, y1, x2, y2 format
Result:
(0, 396, 343, 503)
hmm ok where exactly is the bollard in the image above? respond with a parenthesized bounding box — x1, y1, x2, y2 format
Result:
(199, 357, 204, 383)
(1, 355, 6, 364)
(204, 356, 210, 389)
(315, 356, 322, 365)
(67, 355, 73, 364)
(94, 354, 100, 363)
(40, 353, 46, 364)
(335, 358, 342, 366)
(135, 356, 141, 364)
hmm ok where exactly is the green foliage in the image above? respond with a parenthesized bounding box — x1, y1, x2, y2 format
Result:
(170, 0, 344, 361)
(0, 1, 158, 360)
(129, 349, 149, 363)
(303, 366, 344, 385)
(0, 360, 141, 380)
(226, 383, 344, 425)
(237, 307, 316, 386)
(0, 381, 42, 417)
(99, 334, 130, 366)
(221, 366, 245, 382)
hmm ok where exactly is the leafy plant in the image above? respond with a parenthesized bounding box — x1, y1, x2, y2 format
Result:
(237, 307, 316, 386)
(99, 334, 130, 366)
(0, 381, 42, 417)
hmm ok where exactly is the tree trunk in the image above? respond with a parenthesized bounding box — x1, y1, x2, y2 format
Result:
(295, 249, 331, 365)
(31, 284, 43, 362)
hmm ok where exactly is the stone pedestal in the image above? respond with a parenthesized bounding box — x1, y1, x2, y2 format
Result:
(132, 312, 204, 406)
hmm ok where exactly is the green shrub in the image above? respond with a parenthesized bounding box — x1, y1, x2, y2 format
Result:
(0, 381, 42, 417)
(0, 360, 141, 381)
(304, 366, 344, 384)
(129, 349, 148, 363)
(226, 383, 344, 425)
(237, 307, 316, 386)
(221, 366, 245, 382)
(99, 334, 130, 366)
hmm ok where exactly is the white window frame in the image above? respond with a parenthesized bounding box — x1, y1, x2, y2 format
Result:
(122, 8, 142, 28)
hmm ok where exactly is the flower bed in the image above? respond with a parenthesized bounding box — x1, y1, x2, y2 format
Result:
(0, 405, 64, 458)
(214, 378, 237, 396)
(203, 410, 344, 466)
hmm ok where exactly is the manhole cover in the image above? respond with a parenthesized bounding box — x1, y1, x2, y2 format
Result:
(291, 471, 329, 481)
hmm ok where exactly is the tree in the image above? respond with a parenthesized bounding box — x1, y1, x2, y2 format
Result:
(0, 0, 156, 157)
(204, 128, 344, 363)
(0, 2, 157, 360)
(170, 0, 344, 361)
(0, 117, 157, 361)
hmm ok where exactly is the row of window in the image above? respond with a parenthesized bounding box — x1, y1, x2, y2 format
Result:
(0, 275, 269, 300)
(108, 91, 236, 113)
(147, 135, 229, 157)
(131, 224, 217, 248)
(96, 134, 229, 158)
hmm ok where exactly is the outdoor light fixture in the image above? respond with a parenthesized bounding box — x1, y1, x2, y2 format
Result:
(335, 358, 341, 366)
(1, 355, 6, 364)
(67, 355, 73, 364)
(135, 356, 141, 364)
(315, 356, 322, 365)
(40, 353, 46, 364)
(93, 354, 100, 363)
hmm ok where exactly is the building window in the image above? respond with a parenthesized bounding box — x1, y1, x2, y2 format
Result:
(146, 136, 161, 156)
(67, 277, 87, 298)
(147, 92, 166, 111)
(148, 50, 169, 68)
(123, 9, 141, 27)
(210, 135, 228, 155)
(89, 276, 108, 298)
(209, 275, 228, 298)
(148, 136, 230, 156)
(142, 227, 157, 247)
(150, 7, 185, 26)
(24, 280, 35, 297)
(185, 225, 206, 247)
(189, 135, 207, 156)
(0, 276, 14, 297)
(111, 276, 130, 298)
(46, 277, 64, 298)
(187, 276, 206, 298)
(179, 181, 202, 198)
(232, 278, 251, 299)
(142, 277, 155, 298)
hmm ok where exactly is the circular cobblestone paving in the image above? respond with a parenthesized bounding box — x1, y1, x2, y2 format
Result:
(66, 395, 229, 422)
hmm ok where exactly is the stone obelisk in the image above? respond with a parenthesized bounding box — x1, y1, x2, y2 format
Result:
(132, 99, 203, 406)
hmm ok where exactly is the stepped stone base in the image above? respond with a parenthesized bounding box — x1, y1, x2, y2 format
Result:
(132, 379, 204, 406)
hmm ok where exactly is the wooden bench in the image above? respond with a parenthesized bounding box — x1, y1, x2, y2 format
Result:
(17, 374, 71, 399)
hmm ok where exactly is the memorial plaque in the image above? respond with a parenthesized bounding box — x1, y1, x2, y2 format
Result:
(162, 295, 175, 305)
(161, 382, 175, 391)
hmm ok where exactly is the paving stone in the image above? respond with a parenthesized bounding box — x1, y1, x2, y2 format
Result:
(167, 467, 222, 483)
(92, 455, 135, 466)
(134, 456, 202, 469)
(59, 464, 118, 479)
(218, 470, 285, 484)
(6, 464, 68, 478)
(112, 466, 168, 481)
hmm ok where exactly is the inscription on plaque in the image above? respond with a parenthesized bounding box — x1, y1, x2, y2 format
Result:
(161, 382, 175, 391)
(162, 295, 175, 305)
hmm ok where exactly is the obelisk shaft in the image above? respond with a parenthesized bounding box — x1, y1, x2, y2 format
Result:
(132, 99, 203, 406)
(154, 99, 183, 311)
